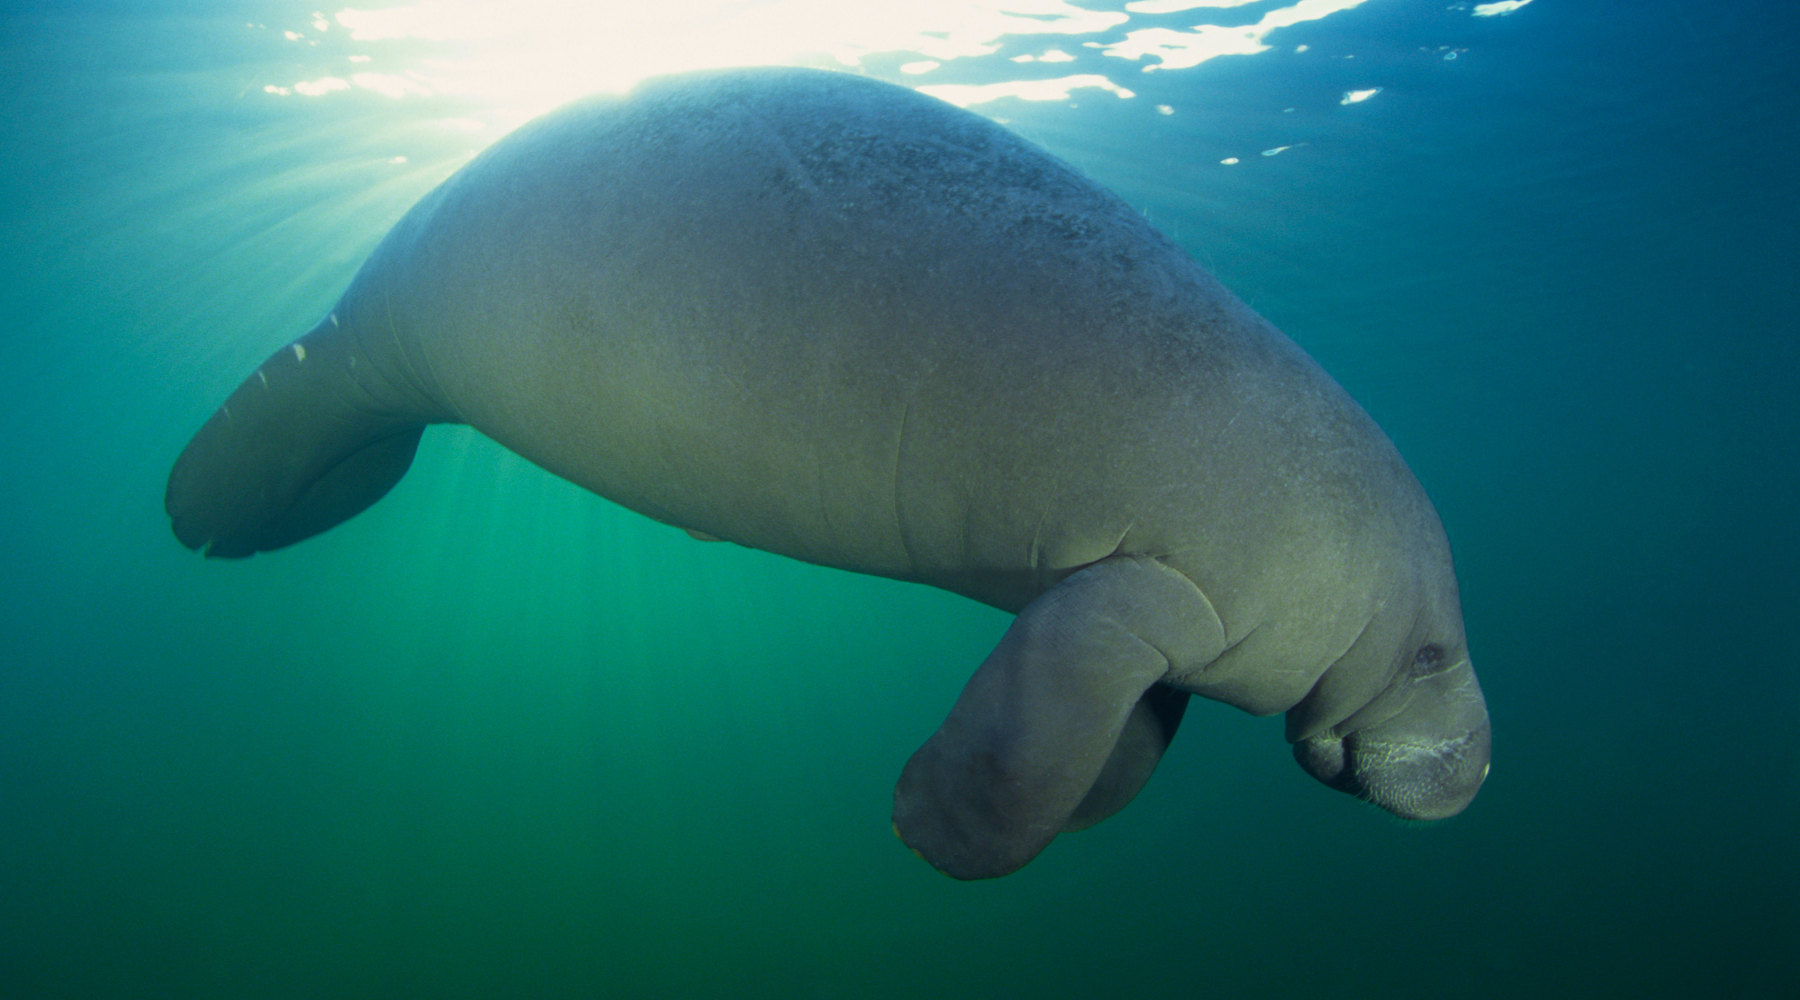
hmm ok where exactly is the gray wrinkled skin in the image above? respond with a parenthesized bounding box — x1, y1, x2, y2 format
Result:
(166, 67, 1490, 879)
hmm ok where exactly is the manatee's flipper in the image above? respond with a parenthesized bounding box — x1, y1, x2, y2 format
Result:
(893, 556, 1225, 880)
(1292, 655, 1490, 820)
(166, 322, 433, 558)
(1064, 683, 1190, 832)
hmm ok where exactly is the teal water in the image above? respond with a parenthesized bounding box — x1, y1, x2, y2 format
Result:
(3, 1, 1795, 997)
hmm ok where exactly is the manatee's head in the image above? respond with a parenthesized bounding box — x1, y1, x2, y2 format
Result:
(1287, 590, 1491, 820)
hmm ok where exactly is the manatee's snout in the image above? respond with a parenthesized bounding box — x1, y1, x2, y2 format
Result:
(1294, 661, 1491, 820)
(1296, 719, 1490, 820)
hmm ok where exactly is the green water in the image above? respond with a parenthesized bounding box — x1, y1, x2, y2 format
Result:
(2, 1, 1795, 997)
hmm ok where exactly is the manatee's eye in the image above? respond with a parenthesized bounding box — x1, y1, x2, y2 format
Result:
(1411, 644, 1447, 677)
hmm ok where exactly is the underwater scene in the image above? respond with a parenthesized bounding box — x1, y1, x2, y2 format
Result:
(1, 1, 1794, 997)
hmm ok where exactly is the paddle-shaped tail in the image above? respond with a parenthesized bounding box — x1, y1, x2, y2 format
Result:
(166, 321, 433, 558)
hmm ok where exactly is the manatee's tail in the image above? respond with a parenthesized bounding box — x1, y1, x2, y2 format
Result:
(165, 322, 432, 558)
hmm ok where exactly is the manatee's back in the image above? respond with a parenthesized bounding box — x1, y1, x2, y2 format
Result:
(169, 68, 1414, 628)
(322, 68, 1378, 611)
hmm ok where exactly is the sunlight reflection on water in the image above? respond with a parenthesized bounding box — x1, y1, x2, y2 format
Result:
(254, 0, 1383, 129)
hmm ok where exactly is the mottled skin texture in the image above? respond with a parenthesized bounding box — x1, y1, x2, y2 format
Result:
(166, 67, 1490, 879)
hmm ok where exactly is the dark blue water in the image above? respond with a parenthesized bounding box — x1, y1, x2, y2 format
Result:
(3, 1, 1795, 997)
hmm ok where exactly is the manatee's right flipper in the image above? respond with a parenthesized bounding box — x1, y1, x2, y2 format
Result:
(892, 555, 1225, 880)
(166, 322, 433, 558)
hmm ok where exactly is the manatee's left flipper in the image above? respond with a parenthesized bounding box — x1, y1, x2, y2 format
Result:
(1064, 683, 1191, 832)
(893, 555, 1225, 879)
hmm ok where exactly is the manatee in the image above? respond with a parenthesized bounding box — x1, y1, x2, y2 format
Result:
(165, 66, 1490, 879)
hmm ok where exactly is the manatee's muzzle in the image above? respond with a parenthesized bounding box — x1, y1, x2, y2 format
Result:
(1293, 660, 1492, 821)
(1295, 720, 1491, 820)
